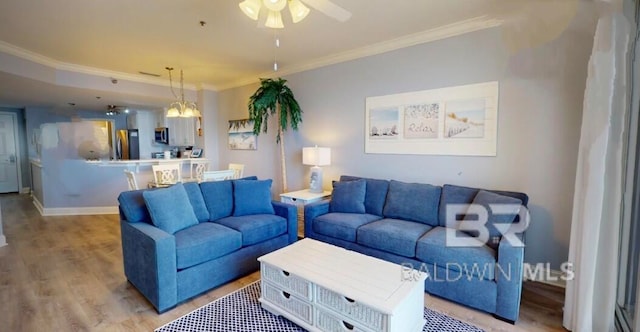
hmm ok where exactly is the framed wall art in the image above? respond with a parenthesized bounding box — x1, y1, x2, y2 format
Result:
(365, 81, 499, 156)
(228, 119, 257, 150)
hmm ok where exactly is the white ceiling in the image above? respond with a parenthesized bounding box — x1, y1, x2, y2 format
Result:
(0, 0, 588, 112)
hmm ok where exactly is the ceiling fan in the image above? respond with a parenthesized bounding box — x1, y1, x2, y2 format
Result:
(239, 0, 352, 29)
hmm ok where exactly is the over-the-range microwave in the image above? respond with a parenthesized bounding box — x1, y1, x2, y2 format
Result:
(154, 127, 169, 144)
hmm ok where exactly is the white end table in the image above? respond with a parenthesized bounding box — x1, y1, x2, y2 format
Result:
(280, 189, 331, 238)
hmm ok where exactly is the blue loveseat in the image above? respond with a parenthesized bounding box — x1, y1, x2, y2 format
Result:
(118, 179, 297, 313)
(304, 175, 528, 323)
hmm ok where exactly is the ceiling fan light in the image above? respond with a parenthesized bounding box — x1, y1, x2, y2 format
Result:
(239, 0, 261, 20)
(263, 0, 286, 12)
(265, 10, 284, 29)
(288, 0, 309, 23)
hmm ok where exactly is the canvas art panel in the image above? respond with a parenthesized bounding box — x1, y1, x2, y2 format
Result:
(228, 119, 257, 150)
(365, 81, 499, 156)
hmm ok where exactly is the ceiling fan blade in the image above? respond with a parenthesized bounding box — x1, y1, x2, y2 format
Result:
(300, 0, 351, 22)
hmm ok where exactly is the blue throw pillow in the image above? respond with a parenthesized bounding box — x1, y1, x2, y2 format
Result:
(462, 190, 523, 249)
(340, 175, 389, 216)
(330, 179, 366, 214)
(183, 182, 210, 222)
(233, 179, 275, 216)
(142, 183, 199, 234)
(382, 180, 441, 225)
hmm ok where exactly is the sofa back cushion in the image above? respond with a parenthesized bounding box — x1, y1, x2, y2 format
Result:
(463, 190, 523, 249)
(340, 175, 389, 216)
(382, 180, 441, 226)
(143, 183, 199, 234)
(182, 182, 210, 222)
(118, 189, 152, 223)
(200, 180, 234, 221)
(233, 179, 275, 216)
(330, 179, 366, 214)
(438, 184, 529, 227)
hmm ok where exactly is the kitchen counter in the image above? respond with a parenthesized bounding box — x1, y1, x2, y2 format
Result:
(86, 158, 206, 172)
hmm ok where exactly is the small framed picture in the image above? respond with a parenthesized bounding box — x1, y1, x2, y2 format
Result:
(191, 148, 202, 158)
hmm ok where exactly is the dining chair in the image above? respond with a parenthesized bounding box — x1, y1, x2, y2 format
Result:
(228, 163, 245, 179)
(184, 159, 210, 182)
(202, 169, 236, 182)
(151, 163, 182, 187)
(124, 169, 139, 190)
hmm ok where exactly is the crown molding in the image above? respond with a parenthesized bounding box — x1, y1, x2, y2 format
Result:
(1, 15, 502, 93)
(217, 16, 503, 91)
(0, 40, 200, 90)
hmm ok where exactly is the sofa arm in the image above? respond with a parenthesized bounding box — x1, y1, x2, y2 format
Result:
(272, 201, 298, 243)
(304, 200, 330, 237)
(495, 235, 525, 323)
(120, 220, 177, 312)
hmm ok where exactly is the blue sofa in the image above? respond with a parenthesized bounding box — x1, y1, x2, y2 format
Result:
(117, 179, 297, 313)
(304, 175, 528, 323)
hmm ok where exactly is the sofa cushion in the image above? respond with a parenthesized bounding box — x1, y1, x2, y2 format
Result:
(416, 227, 497, 280)
(143, 183, 199, 234)
(182, 182, 210, 222)
(382, 180, 441, 226)
(118, 189, 152, 223)
(233, 179, 275, 216)
(216, 214, 287, 246)
(357, 218, 433, 257)
(330, 179, 366, 214)
(463, 190, 522, 249)
(340, 175, 389, 216)
(438, 184, 529, 227)
(313, 213, 381, 242)
(200, 180, 234, 221)
(174, 222, 242, 269)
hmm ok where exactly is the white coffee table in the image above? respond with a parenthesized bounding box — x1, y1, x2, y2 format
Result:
(258, 238, 427, 332)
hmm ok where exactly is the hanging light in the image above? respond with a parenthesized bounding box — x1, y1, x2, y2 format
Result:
(165, 67, 201, 118)
(265, 10, 284, 29)
(239, 0, 261, 20)
(288, 0, 309, 23)
(239, 0, 310, 27)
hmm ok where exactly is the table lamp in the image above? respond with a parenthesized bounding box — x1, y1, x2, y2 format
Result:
(302, 146, 331, 193)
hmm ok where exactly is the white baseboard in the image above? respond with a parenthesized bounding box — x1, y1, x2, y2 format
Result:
(523, 263, 567, 288)
(33, 196, 44, 215)
(20, 187, 30, 194)
(0, 235, 6, 247)
(32, 198, 118, 216)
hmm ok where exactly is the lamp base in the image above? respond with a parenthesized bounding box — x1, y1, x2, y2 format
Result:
(309, 166, 323, 193)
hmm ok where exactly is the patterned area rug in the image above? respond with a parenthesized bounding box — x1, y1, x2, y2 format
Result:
(156, 281, 485, 332)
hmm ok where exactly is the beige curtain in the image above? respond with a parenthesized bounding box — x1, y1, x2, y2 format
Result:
(563, 11, 631, 332)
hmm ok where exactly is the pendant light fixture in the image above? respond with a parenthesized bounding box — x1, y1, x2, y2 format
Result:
(165, 67, 201, 118)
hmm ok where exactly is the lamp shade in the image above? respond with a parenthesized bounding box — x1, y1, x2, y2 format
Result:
(303, 147, 331, 166)
(288, 0, 310, 23)
(239, 0, 261, 20)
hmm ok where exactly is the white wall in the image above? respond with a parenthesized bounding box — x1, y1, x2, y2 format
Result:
(216, 21, 596, 269)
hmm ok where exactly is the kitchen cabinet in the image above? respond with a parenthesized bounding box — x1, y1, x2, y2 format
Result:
(167, 117, 196, 146)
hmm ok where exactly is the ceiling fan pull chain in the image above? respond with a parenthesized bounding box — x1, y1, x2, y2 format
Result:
(273, 31, 280, 71)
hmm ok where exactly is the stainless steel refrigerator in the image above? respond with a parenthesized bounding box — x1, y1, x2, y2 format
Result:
(116, 129, 140, 160)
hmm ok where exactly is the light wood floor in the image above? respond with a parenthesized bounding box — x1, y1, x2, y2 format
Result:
(0, 194, 566, 331)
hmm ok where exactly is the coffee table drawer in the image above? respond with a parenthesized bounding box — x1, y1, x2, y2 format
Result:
(262, 282, 313, 325)
(316, 285, 387, 332)
(316, 308, 378, 332)
(261, 263, 312, 300)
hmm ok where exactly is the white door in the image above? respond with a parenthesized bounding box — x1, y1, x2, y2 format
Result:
(0, 114, 19, 193)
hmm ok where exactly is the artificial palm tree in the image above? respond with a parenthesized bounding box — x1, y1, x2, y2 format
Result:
(248, 78, 302, 192)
